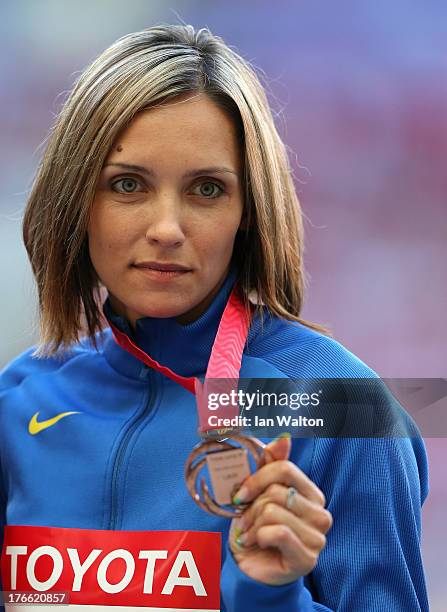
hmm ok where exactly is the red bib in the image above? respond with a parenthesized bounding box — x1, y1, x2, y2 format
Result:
(1, 525, 221, 611)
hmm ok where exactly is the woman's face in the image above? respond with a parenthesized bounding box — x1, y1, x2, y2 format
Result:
(88, 93, 244, 327)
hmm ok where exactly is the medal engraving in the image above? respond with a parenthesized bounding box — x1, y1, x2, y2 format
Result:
(185, 435, 265, 517)
(206, 447, 250, 505)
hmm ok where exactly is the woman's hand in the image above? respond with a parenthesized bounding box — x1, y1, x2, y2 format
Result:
(228, 434, 333, 585)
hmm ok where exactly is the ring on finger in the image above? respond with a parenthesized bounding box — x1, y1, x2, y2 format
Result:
(286, 486, 298, 511)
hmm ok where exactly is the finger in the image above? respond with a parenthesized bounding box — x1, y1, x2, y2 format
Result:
(233, 460, 326, 507)
(255, 524, 320, 577)
(263, 433, 292, 463)
(239, 483, 333, 534)
(240, 502, 327, 553)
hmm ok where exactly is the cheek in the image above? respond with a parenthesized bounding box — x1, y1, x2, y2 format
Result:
(220, 214, 244, 250)
(88, 208, 133, 260)
(194, 224, 239, 261)
(191, 207, 243, 251)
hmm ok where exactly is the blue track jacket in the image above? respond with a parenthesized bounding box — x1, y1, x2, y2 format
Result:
(0, 268, 429, 610)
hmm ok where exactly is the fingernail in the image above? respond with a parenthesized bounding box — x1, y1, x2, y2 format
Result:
(232, 486, 249, 505)
(233, 522, 245, 549)
(274, 432, 291, 441)
(237, 516, 247, 530)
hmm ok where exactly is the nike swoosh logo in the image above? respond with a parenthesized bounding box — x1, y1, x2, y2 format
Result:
(28, 411, 81, 435)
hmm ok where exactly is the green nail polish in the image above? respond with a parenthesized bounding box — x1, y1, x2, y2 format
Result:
(274, 431, 291, 441)
(232, 486, 249, 505)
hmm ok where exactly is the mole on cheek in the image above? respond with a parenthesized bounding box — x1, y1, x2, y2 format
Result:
(116, 145, 123, 152)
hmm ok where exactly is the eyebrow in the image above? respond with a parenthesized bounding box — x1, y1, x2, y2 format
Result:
(102, 162, 239, 178)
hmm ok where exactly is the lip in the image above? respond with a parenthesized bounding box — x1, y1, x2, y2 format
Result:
(132, 261, 192, 283)
(133, 261, 192, 272)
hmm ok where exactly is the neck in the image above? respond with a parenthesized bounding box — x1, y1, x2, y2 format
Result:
(102, 266, 238, 378)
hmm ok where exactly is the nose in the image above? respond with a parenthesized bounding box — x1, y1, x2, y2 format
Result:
(144, 196, 185, 248)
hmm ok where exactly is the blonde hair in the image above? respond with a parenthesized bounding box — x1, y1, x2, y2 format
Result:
(23, 24, 330, 357)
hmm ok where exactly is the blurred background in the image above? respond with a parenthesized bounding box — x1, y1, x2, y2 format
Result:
(1, 0, 445, 608)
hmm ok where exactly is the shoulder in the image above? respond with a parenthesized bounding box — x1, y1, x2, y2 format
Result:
(0, 331, 109, 395)
(247, 309, 378, 379)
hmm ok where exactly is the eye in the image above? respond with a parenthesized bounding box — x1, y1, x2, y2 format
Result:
(192, 181, 224, 199)
(111, 177, 142, 194)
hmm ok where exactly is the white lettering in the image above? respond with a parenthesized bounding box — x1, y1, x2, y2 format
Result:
(67, 548, 102, 591)
(244, 393, 255, 410)
(27, 546, 63, 591)
(97, 549, 135, 594)
(5, 544, 209, 597)
(6, 546, 28, 590)
(162, 550, 206, 596)
(138, 550, 168, 594)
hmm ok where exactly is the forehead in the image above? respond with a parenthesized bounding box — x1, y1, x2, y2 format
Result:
(107, 94, 241, 167)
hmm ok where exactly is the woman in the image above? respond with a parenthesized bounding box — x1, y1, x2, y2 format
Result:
(0, 25, 428, 611)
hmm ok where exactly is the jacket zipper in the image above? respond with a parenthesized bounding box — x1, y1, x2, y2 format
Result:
(109, 369, 157, 530)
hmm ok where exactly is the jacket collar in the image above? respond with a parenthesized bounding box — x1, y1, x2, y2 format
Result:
(102, 267, 238, 380)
